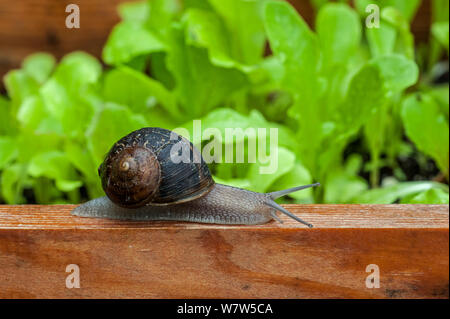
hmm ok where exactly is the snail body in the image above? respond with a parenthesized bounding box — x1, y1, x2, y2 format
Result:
(72, 127, 319, 227)
(72, 184, 272, 225)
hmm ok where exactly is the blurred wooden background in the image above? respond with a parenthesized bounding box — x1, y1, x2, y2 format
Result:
(0, 0, 431, 85)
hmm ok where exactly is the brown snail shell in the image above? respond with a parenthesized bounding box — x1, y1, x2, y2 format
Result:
(99, 127, 215, 208)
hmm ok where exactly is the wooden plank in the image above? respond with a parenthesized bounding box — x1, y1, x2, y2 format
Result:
(0, 204, 448, 298)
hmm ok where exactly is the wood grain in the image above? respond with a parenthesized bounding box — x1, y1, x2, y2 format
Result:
(0, 204, 448, 298)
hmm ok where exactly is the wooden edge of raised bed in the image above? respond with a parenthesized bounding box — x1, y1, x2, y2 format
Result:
(0, 204, 448, 229)
(0, 204, 448, 299)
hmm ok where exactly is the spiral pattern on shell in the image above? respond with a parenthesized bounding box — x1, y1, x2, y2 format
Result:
(99, 146, 161, 208)
(98, 127, 215, 208)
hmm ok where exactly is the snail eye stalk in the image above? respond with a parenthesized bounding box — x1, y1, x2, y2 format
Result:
(265, 183, 320, 227)
(269, 183, 320, 200)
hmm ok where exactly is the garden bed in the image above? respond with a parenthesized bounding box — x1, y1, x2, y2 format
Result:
(0, 204, 448, 298)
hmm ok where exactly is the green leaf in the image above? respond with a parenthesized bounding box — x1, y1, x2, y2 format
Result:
(264, 1, 319, 97)
(402, 93, 449, 177)
(64, 142, 98, 181)
(149, 52, 176, 89)
(16, 96, 44, 129)
(183, 108, 255, 145)
(337, 64, 385, 135)
(65, 141, 104, 197)
(366, 21, 397, 57)
(103, 66, 180, 118)
(87, 103, 149, 165)
(310, 0, 330, 11)
(15, 132, 62, 163)
(40, 52, 102, 137)
(102, 22, 165, 65)
(363, 102, 389, 187)
(428, 0, 449, 68)
(354, 0, 421, 22)
(324, 154, 368, 203)
(16, 95, 59, 133)
(0, 137, 17, 169)
(183, 8, 236, 68)
(209, 0, 267, 64)
(327, 63, 385, 188)
(4, 69, 39, 114)
(369, 54, 419, 95)
(401, 188, 449, 204)
(432, 0, 449, 23)
(0, 96, 15, 135)
(429, 84, 449, 119)
(264, 0, 321, 171)
(52, 52, 102, 90)
(247, 110, 300, 152)
(55, 180, 83, 192)
(362, 55, 418, 187)
(118, 0, 150, 22)
(182, 108, 298, 151)
(395, 0, 423, 21)
(432, 21, 449, 52)
(386, 0, 421, 23)
(271, 161, 313, 201)
(325, 170, 368, 203)
(213, 176, 251, 189)
(21, 52, 56, 84)
(246, 146, 296, 193)
(146, 0, 181, 37)
(41, 79, 96, 137)
(28, 151, 82, 192)
(357, 4, 415, 58)
(166, 24, 247, 118)
(381, 7, 415, 59)
(1, 164, 27, 204)
(316, 3, 362, 67)
(352, 181, 448, 204)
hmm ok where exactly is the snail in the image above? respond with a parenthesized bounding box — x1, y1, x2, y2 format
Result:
(72, 127, 319, 227)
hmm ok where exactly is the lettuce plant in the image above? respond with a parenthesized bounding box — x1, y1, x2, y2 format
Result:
(0, 0, 448, 205)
